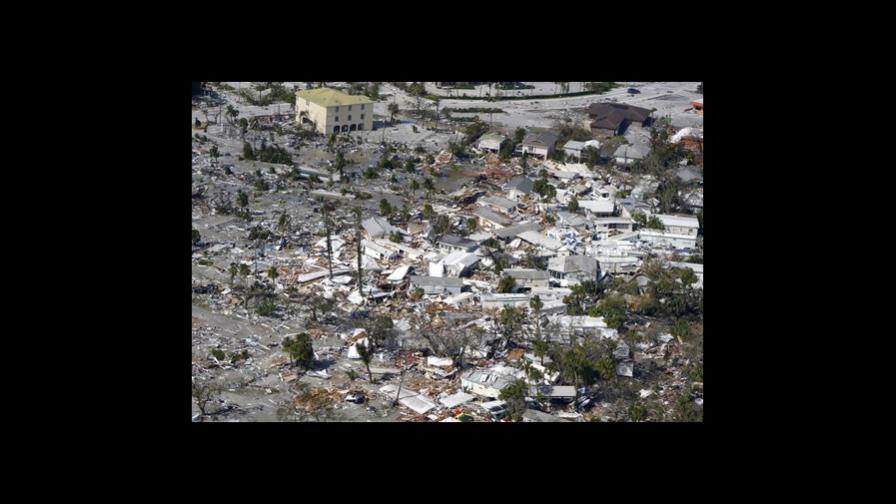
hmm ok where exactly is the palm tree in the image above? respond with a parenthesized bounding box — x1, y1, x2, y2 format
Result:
(388, 102, 399, 125)
(226, 105, 238, 125)
(267, 266, 279, 284)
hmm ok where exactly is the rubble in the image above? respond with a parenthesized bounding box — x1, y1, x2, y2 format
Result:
(193, 81, 703, 422)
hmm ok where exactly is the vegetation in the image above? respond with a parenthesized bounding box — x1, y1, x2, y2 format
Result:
(584, 82, 618, 94)
(498, 379, 529, 422)
(498, 305, 525, 347)
(379, 198, 393, 216)
(192, 382, 220, 416)
(497, 275, 517, 294)
(568, 196, 579, 213)
(356, 341, 374, 383)
(192, 228, 201, 246)
(282, 333, 314, 370)
(589, 294, 627, 329)
(533, 178, 556, 201)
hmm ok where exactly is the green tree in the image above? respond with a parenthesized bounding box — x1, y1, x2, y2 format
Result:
(498, 305, 523, 347)
(514, 127, 526, 145)
(192, 228, 201, 246)
(582, 145, 600, 168)
(389, 231, 402, 243)
(671, 319, 690, 344)
(498, 379, 529, 422)
(497, 275, 516, 293)
(423, 177, 435, 195)
(209, 144, 220, 163)
(379, 198, 393, 216)
(282, 333, 314, 370)
(466, 217, 478, 234)
(529, 295, 543, 342)
(568, 195, 579, 213)
(431, 214, 451, 236)
(410, 179, 420, 194)
(591, 295, 627, 329)
(533, 178, 556, 201)
(334, 149, 346, 179)
(266, 266, 279, 284)
(236, 190, 249, 208)
(356, 341, 374, 383)
(192, 382, 219, 416)
(226, 105, 238, 125)
(422, 203, 434, 220)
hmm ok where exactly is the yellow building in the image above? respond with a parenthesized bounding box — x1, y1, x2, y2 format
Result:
(295, 88, 375, 134)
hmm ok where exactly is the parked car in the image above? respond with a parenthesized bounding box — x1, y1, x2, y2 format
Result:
(627, 88, 641, 94)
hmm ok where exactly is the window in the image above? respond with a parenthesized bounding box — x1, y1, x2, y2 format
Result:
(361, 114, 365, 120)
(335, 116, 339, 122)
(361, 104, 365, 110)
(348, 105, 352, 111)
(335, 106, 340, 112)
(348, 115, 352, 121)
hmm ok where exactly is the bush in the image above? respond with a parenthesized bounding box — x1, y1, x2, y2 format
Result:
(210, 348, 226, 361)
(256, 298, 276, 317)
(497, 275, 517, 293)
(192, 228, 201, 245)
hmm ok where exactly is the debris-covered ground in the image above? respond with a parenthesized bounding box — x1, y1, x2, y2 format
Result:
(191, 82, 703, 422)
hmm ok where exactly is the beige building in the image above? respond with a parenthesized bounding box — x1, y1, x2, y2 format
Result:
(295, 88, 375, 134)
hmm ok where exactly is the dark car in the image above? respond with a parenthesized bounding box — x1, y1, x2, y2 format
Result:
(627, 88, 641, 94)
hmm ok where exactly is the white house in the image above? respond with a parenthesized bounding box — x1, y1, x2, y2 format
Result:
(577, 199, 616, 216)
(562, 139, 601, 161)
(409, 275, 464, 296)
(477, 132, 507, 153)
(654, 214, 699, 236)
(441, 251, 480, 277)
(521, 132, 559, 159)
(547, 255, 600, 286)
(613, 144, 648, 165)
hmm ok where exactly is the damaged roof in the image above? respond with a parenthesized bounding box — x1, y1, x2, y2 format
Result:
(548, 255, 599, 275)
(522, 132, 559, 148)
(588, 102, 652, 130)
(504, 176, 534, 194)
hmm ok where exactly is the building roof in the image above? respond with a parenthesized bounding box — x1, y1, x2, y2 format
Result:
(655, 214, 699, 229)
(362, 216, 399, 238)
(563, 140, 587, 151)
(295, 88, 374, 107)
(504, 175, 534, 193)
(495, 221, 542, 239)
(530, 385, 577, 398)
(588, 102, 652, 125)
(442, 251, 480, 268)
(578, 199, 615, 214)
(437, 234, 478, 250)
(548, 255, 599, 276)
(504, 269, 550, 281)
(518, 230, 564, 251)
(478, 132, 507, 145)
(556, 210, 588, 227)
(613, 144, 648, 160)
(522, 132, 559, 148)
(479, 195, 517, 211)
(409, 275, 464, 288)
(473, 206, 513, 226)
